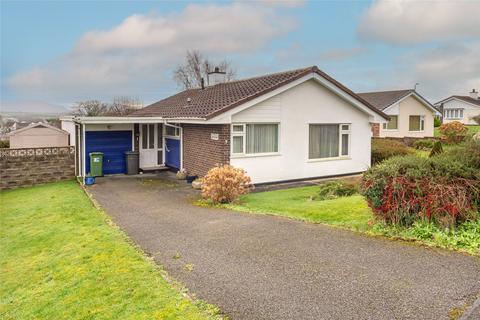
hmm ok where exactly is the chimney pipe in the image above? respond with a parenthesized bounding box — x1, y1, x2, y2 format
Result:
(469, 89, 478, 100)
(201, 77, 205, 90)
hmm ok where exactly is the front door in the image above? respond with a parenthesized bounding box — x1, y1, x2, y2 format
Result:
(165, 124, 181, 170)
(140, 124, 163, 168)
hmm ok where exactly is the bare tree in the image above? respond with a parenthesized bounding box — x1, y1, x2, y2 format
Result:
(173, 50, 236, 89)
(73, 100, 108, 116)
(107, 96, 143, 116)
(73, 97, 143, 116)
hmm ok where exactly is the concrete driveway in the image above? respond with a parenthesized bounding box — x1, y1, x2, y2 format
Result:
(88, 175, 480, 320)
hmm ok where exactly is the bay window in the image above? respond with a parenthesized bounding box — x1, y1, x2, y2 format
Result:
(445, 109, 463, 119)
(231, 123, 279, 155)
(409, 115, 425, 131)
(309, 124, 350, 159)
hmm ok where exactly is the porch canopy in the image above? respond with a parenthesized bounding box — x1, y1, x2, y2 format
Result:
(68, 116, 194, 178)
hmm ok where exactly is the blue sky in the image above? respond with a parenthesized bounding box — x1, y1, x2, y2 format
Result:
(1, 0, 479, 113)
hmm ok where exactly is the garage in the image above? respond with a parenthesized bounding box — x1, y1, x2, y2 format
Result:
(85, 131, 132, 175)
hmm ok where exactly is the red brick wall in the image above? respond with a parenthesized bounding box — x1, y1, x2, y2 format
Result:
(371, 123, 380, 137)
(182, 124, 230, 176)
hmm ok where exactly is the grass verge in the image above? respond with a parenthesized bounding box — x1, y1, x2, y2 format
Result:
(196, 184, 479, 255)
(0, 181, 220, 319)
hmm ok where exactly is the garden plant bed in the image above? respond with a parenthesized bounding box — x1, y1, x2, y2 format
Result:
(0, 181, 220, 319)
(197, 184, 480, 255)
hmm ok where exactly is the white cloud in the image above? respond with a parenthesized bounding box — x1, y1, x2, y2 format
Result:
(8, 3, 296, 102)
(319, 47, 366, 61)
(358, 0, 480, 44)
(407, 42, 480, 101)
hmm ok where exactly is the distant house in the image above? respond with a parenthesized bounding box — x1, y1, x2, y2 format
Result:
(63, 66, 388, 183)
(357, 89, 437, 138)
(8, 123, 70, 149)
(434, 89, 480, 125)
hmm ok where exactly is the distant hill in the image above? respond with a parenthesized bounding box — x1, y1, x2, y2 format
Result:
(0, 100, 70, 115)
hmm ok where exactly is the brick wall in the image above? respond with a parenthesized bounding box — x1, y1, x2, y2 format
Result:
(0, 147, 75, 190)
(371, 123, 380, 137)
(182, 124, 230, 176)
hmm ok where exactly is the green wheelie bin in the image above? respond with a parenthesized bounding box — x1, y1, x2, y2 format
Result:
(89, 152, 104, 177)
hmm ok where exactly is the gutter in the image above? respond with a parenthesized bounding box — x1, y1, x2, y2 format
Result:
(70, 116, 206, 124)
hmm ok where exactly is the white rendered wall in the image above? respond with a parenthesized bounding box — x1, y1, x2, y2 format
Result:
(442, 99, 480, 125)
(230, 80, 372, 184)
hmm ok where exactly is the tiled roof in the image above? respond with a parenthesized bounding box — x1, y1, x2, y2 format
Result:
(357, 89, 413, 111)
(130, 66, 387, 119)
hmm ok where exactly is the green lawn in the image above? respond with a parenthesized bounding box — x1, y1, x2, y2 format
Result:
(434, 124, 480, 137)
(198, 184, 479, 255)
(217, 186, 373, 231)
(0, 181, 219, 320)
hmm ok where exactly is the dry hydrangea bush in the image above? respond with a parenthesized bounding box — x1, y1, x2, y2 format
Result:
(201, 165, 252, 204)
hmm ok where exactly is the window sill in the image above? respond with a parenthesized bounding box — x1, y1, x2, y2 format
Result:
(231, 152, 281, 159)
(307, 156, 351, 163)
(408, 130, 425, 132)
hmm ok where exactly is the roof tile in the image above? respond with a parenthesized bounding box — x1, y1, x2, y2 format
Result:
(130, 66, 387, 119)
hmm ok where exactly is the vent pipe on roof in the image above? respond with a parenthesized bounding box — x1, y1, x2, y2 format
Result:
(201, 77, 205, 90)
(469, 89, 478, 100)
(207, 67, 226, 86)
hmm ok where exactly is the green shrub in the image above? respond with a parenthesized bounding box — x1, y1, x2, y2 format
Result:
(362, 142, 480, 227)
(314, 180, 358, 200)
(412, 139, 436, 150)
(429, 141, 443, 157)
(372, 220, 480, 254)
(371, 139, 414, 164)
(434, 117, 442, 127)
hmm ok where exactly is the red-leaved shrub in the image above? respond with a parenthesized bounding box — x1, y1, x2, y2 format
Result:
(201, 165, 252, 204)
(362, 140, 480, 227)
(439, 121, 468, 143)
(363, 176, 478, 227)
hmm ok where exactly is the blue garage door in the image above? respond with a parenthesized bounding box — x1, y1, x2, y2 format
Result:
(86, 131, 132, 175)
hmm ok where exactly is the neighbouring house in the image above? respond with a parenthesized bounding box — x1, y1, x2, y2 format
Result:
(7, 122, 70, 149)
(62, 66, 388, 184)
(357, 89, 438, 138)
(434, 89, 480, 125)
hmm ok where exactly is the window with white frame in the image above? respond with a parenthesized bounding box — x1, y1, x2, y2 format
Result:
(309, 124, 350, 159)
(445, 109, 464, 119)
(165, 125, 180, 137)
(382, 115, 398, 130)
(409, 115, 425, 131)
(231, 123, 279, 155)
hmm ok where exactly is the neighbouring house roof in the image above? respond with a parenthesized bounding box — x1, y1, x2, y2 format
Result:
(357, 89, 414, 111)
(435, 95, 480, 107)
(130, 66, 388, 120)
(7, 122, 69, 136)
(357, 89, 439, 114)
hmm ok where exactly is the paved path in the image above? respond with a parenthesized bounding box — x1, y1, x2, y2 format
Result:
(88, 175, 480, 320)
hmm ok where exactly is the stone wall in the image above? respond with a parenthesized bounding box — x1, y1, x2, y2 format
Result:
(182, 124, 230, 176)
(0, 147, 76, 190)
